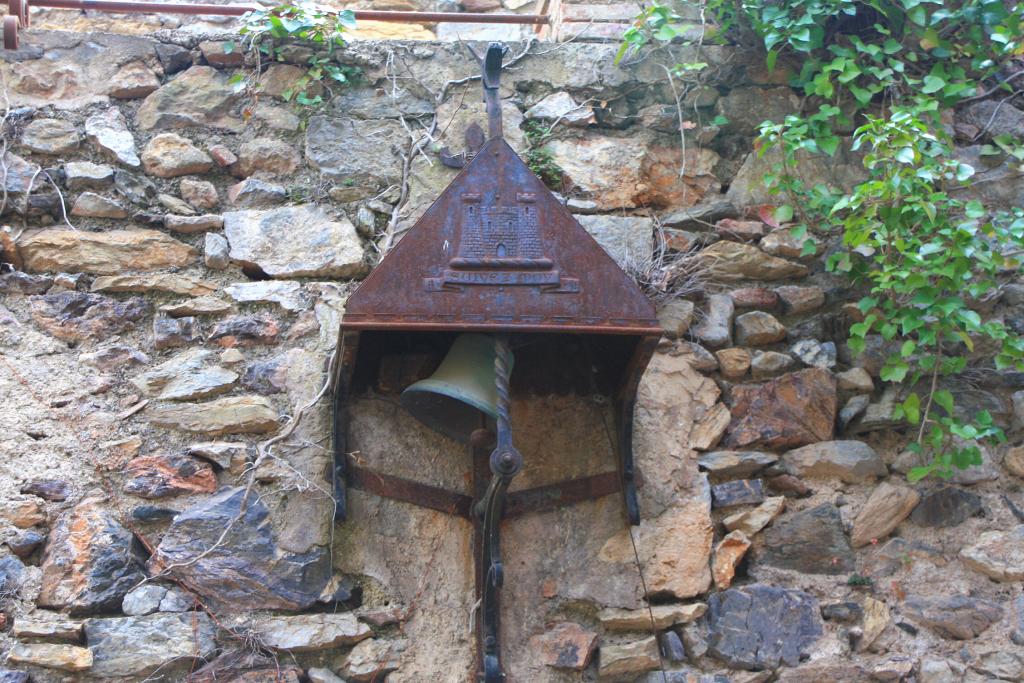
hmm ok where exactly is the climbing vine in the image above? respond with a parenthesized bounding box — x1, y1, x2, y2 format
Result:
(228, 0, 361, 106)
(620, 0, 1024, 480)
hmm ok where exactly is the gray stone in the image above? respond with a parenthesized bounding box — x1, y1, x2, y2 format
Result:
(790, 339, 836, 368)
(705, 583, 822, 670)
(0, 271, 52, 295)
(224, 281, 307, 312)
(1013, 595, 1024, 645)
(136, 65, 242, 131)
(21, 118, 79, 155)
(30, 290, 149, 342)
(960, 525, 1024, 582)
(850, 482, 919, 547)
(735, 311, 786, 346)
(0, 555, 25, 594)
(671, 341, 719, 372)
(142, 133, 213, 178)
(204, 232, 230, 270)
(85, 612, 217, 677)
(910, 486, 982, 527)
(750, 350, 797, 379)
(64, 161, 114, 190)
(727, 142, 866, 207)
(961, 100, 1024, 139)
(783, 440, 887, 483)
(0, 670, 30, 683)
(525, 91, 594, 126)
(164, 214, 223, 233)
(597, 636, 660, 678)
(973, 650, 1024, 681)
(121, 584, 167, 616)
(154, 315, 198, 350)
(330, 86, 433, 119)
(836, 367, 874, 393)
(305, 116, 404, 186)
(693, 293, 734, 349)
(715, 87, 801, 135)
(158, 587, 192, 612)
(224, 205, 366, 279)
(903, 594, 1003, 640)
(700, 241, 808, 282)
(85, 108, 139, 167)
(919, 658, 966, 683)
(227, 178, 288, 207)
(254, 613, 372, 652)
(209, 315, 280, 346)
(660, 631, 687, 662)
(659, 299, 696, 338)
(113, 168, 156, 204)
(149, 396, 279, 435)
(821, 602, 863, 623)
(838, 395, 869, 432)
(711, 479, 765, 508)
(698, 451, 777, 479)
(131, 348, 238, 401)
(340, 637, 406, 680)
(70, 191, 127, 218)
(150, 487, 331, 612)
(574, 214, 654, 269)
(762, 504, 855, 574)
(38, 497, 146, 615)
(80, 344, 148, 371)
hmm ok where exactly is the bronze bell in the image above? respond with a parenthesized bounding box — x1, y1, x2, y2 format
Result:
(401, 334, 513, 443)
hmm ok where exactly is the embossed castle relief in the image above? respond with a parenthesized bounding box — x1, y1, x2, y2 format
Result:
(424, 192, 579, 292)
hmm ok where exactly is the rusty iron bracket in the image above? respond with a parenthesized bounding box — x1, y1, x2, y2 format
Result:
(466, 41, 507, 140)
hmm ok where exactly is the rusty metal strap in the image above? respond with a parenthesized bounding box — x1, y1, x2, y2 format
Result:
(347, 458, 474, 518)
(505, 470, 620, 518)
(347, 457, 620, 520)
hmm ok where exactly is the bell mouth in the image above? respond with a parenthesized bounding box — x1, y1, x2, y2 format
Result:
(401, 380, 496, 443)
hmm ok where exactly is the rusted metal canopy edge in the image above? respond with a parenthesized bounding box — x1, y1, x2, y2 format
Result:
(339, 319, 662, 335)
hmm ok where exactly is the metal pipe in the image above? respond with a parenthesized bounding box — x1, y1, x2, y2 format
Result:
(24, 0, 548, 23)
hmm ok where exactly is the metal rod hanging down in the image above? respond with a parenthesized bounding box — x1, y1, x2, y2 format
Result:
(475, 334, 521, 683)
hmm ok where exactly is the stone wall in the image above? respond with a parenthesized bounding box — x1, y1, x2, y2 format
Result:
(0, 19, 1023, 683)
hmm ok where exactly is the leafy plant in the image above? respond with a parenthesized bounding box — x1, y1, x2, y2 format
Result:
(619, 0, 1024, 480)
(523, 121, 565, 189)
(228, 0, 360, 107)
(830, 107, 1023, 480)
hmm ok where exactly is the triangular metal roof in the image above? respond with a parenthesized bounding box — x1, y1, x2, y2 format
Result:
(342, 137, 660, 335)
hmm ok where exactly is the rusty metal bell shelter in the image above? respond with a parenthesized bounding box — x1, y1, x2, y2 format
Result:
(332, 42, 662, 682)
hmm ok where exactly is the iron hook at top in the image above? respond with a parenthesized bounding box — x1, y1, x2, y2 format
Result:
(467, 41, 507, 141)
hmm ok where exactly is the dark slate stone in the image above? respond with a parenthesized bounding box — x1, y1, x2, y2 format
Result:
(113, 169, 157, 205)
(154, 315, 198, 350)
(7, 529, 45, 559)
(635, 672, 731, 683)
(0, 670, 30, 683)
(706, 584, 822, 670)
(0, 271, 52, 294)
(241, 356, 286, 395)
(130, 505, 179, 522)
(1012, 595, 1024, 646)
(318, 575, 362, 606)
(20, 479, 70, 501)
(660, 631, 687, 662)
(0, 555, 26, 594)
(209, 315, 279, 347)
(155, 43, 192, 75)
(762, 504, 854, 574)
(150, 487, 330, 612)
(37, 498, 147, 615)
(910, 487, 982, 528)
(903, 594, 1003, 640)
(820, 601, 863, 623)
(711, 479, 765, 509)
